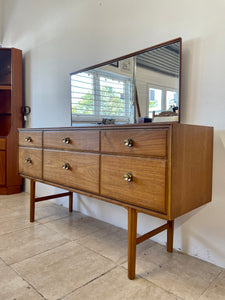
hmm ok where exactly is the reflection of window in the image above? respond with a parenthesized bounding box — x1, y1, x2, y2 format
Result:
(166, 90, 178, 110)
(148, 85, 178, 117)
(149, 88, 162, 115)
(71, 70, 132, 123)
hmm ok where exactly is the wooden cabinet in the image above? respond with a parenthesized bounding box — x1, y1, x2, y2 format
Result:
(0, 48, 22, 194)
(18, 123, 213, 279)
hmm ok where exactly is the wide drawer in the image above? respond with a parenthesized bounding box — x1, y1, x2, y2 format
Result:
(19, 131, 42, 148)
(100, 155, 167, 213)
(101, 129, 167, 157)
(0, 138, 6, 150)
(19, 148, 42, 179)
(43, 130, 99, 151)
(43, 150, 99, 194)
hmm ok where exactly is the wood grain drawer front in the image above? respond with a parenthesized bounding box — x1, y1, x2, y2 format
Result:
(101, 155, 167, 213)
(43, 131, 99, 151)
(0, 138, 6, 150)
(43, 150, 99, 194)
(101, 129, 167, 157)
(19, 131, 42, 148)
(19, 148, 42, 179)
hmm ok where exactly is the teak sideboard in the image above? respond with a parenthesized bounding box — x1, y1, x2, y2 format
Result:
(18, 122, 213, 279)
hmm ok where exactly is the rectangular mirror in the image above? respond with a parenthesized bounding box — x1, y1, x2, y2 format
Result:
(71, 37, 181, 125)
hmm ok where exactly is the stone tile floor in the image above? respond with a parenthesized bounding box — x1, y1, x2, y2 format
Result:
(0, 193, 225, 300)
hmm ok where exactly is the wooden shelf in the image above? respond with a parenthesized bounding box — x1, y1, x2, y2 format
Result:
(0, 85, 11, 90)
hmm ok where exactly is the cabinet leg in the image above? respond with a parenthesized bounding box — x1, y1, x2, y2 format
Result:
(30, 180, 36, 222)
(167, 220, 174, 252)
(128, 207, 137, 280)
(69, 192, 73, 212)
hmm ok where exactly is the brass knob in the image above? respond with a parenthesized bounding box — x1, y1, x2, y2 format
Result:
(123, 172, 133, 182)
(124, 138, 133, 147)
(62, 163, 70, 170)
(25, 157, 32, 164)
(25, 137, 32, 142)
(62, 137, 71, 144)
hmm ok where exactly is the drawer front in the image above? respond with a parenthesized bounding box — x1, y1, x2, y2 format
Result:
(19, 131, 42, 148)
(43, 131, 99, 151)
(43, 150, 99, 194)
(0, 138, 6, 150)
(101, 155, 167, 213)
(19, 148, 42, 178)
(101, 129, 167, 157)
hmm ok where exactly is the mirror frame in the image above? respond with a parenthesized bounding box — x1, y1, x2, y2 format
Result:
(70, 37, 182, 124)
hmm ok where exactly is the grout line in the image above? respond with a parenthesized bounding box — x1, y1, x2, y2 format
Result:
(197, 268, 224, 299)
(9, 240, 72, 266)
(9, 265, 47, 299)
(60, 265, 118, 300)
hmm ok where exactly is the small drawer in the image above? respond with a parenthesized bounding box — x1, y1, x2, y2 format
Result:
(19, 148, 42, 179)
(19, 131, 42, 148)
(101, 129, 167, 157)
(100, 155, 167, 213)
(0, 138, 6, 150)
(43, 150, 99, 194)
(43, 130, 99, 152)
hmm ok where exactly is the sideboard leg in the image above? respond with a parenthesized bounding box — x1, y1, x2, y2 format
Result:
(30, 180, 36, 222)
(167, 220, 174, 252)
(69, 192, 73, 212)
(128, 207, 137, 280)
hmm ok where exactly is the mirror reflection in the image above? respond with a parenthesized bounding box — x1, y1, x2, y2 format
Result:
(71, 38, 181, 125)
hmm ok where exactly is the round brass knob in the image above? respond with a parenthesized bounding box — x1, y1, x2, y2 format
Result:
(62, 163, 70, 170)
(124, 138, 133, 147)
(25, 137, 32, 142)
(123, 172, 133, 182)
(25, 157, 32, 164)
(62, 137, 71, 144)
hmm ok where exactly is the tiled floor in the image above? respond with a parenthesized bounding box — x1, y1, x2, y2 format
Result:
(0, 193, 225, 300)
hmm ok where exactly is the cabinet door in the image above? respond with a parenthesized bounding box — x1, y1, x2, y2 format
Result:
(0, 151, 6, 185)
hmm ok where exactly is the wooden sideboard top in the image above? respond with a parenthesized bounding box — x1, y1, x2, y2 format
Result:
(18, 122, 213, 132)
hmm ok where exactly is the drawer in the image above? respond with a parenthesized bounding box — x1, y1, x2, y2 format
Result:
(19, 131, 42, 148)
(101, 129, 167, 157)
(0, 138, 6, 150)
(100, 155, 167, 213)
(43, 130, 99, 151)
(19, 148, 42, 179)
(43, 150, 99, 194)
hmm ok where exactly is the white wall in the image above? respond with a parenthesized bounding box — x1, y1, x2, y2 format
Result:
(2, 0, 225, 268)
(0, 0, 4, 44)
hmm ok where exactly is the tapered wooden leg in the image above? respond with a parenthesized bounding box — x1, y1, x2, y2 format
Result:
(69, 192, 73, 212)
(30, 180, 36, 222)
(167, 220, 174, 252)
(128, 208, 137, 280)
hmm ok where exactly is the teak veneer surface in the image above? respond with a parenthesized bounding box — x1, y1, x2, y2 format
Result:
(101, 155, 167, 213)
(43, 150, 99, 194)
(18, 122, 213, 220)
